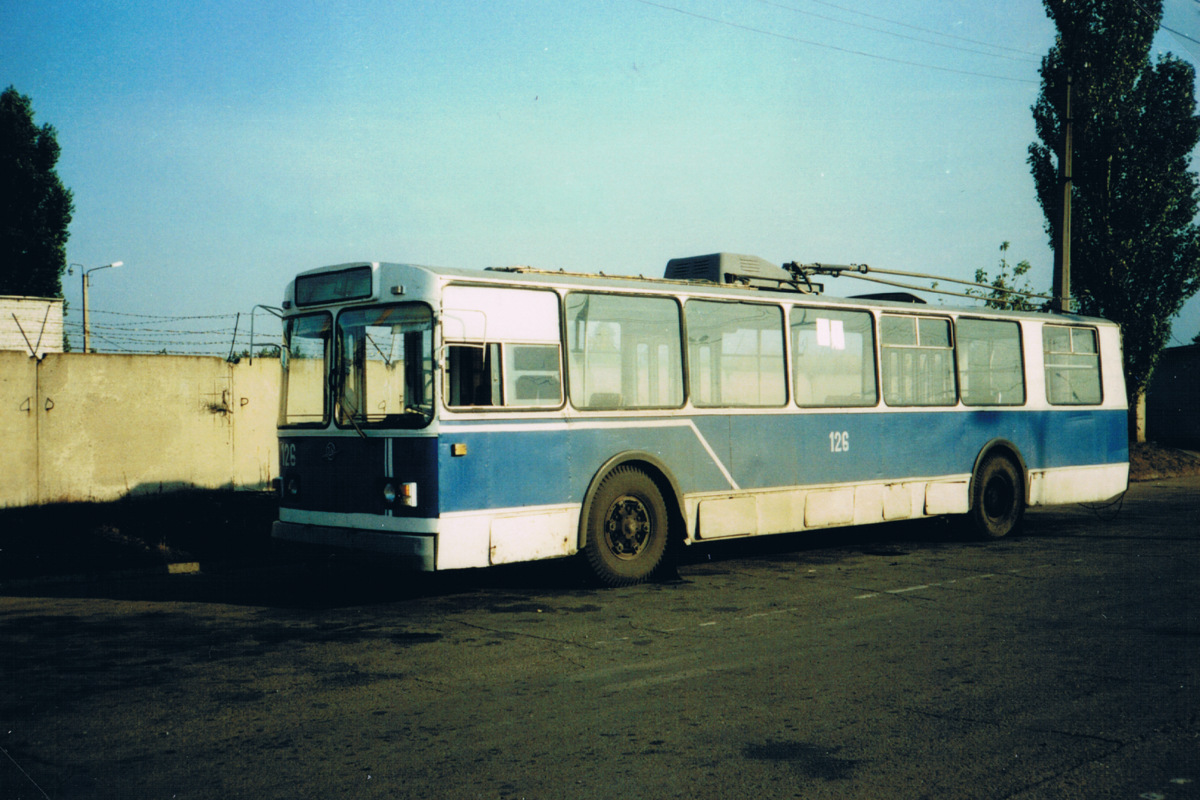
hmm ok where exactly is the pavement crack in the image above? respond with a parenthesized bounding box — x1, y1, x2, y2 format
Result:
(906, 707, 1128, 745)
(0, 743, 52, 800)
(451, 619, 595, 652)
(992, 743, 1129, 800)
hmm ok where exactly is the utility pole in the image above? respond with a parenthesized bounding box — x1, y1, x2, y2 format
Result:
(80, 261, 122, 353)
(82, 269, 91, 353)
(1053, 72, 1073, 314)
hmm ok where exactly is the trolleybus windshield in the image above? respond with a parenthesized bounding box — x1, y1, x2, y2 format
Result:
(334, 304, 435, 429)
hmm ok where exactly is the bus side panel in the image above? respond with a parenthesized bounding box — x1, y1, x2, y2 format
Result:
(1038, 408, 1130, 469)
(437, 426, 574, 513)
(436, 421, 734, 514)
(435, 407, 1129, 513)
(432, 405, 1129, 562)
(434, 419, 735, 569)
(724, 409, 1126, 489)
(1026, 407, 1129, 504)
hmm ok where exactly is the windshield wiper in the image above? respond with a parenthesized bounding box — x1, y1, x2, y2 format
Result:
(329, 369, 367, 439)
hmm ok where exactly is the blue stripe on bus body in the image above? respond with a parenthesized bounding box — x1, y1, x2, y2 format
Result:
(436, 419, 733, 514)
(435, 408, 1128, 515)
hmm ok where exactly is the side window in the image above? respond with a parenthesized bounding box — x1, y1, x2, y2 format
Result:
(446, 343, 562, 408)
(1044, 325, 1102, 405)
(279, 312, 331, 427)
(957, 319, 1026, 406)
(442, 287, 563, 410)
(505, 345, 562, 406)
(880, 315, 957, 406)
(446, 343, 501, 406)
(686, 301, 786, 407)
(565, 293, 684, 409)
(790, 307, 877, 407)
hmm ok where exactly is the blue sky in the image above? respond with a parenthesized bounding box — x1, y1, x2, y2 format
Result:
(4, 0, 1200, 352)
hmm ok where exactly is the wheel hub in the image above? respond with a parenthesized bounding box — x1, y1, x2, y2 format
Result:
(984, 475, 1014, 520)
(605, 495, 651, 560)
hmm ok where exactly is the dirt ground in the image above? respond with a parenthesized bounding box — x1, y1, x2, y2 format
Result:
(1128, 440, 1200, 481)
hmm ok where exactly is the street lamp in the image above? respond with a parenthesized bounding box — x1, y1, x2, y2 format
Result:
(80, 261, 123, 353)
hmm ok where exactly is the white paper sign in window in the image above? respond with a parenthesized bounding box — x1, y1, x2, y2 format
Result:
(816, 318, 846, 350)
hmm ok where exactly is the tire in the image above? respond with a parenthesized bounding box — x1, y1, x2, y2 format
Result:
(584, 466, 670, 586)
(969, 454, 1025, 539)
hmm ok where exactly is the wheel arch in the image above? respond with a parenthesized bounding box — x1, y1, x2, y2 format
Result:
(969, 439, 1029, 507)
(577, 451, 686, 551)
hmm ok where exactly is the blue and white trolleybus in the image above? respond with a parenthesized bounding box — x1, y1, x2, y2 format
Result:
(272, 253, 1129, 585)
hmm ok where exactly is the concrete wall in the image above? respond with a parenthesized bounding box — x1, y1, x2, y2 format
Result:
(0, 296, 63, 356)
(2, 352, 280, 507)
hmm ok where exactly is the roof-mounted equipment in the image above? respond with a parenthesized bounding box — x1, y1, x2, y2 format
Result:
(665, 253, 822, 294)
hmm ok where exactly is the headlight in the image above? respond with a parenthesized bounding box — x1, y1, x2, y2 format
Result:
(382, 481, 417, 507)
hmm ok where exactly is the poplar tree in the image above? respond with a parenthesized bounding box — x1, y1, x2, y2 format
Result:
(1029, 0, 1200, 434)
(1027, 0, 1200, 438)
(0, 86, 73, 298)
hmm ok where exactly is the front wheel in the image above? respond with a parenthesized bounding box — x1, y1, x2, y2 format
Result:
(969, 454, 1025, 539)
(584, 466, 670, 586)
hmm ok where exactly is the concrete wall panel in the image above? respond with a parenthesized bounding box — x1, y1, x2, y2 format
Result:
(230, 359, 282, 491)
(1, 353, 280, 507)
(0, 352, 39, 506)
(0, 296, 63, 356)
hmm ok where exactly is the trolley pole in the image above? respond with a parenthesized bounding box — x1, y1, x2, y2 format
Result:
(1052, 72, 1073, 314)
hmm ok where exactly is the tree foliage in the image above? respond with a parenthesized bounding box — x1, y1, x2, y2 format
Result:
(1029, 0, 1200, 405)
(967, 242, 1044, 312)
(0, 86, 73, 298)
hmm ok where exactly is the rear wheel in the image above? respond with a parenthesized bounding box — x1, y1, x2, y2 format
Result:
(584, 466, 669, 586)
(969, 454, 1024, 539)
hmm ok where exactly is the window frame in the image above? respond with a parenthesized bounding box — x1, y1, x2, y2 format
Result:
(789, 304, 880, 409)
(879, 313, 959, 407)
(565, 291, 686, 411)
(443, 340, 565, 411)
(332, 302, 436, 430)
(685, 298, 789, 409)
(1042, 323, 1104, 406)
(278, 311, 333, 429)
(294, 265, 373, 307)
(955, 316, 1027, 408)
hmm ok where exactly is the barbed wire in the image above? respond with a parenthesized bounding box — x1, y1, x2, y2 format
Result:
(63, 308, 283, 357)
(88, 310, 242, 321)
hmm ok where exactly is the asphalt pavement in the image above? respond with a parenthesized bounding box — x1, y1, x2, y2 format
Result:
(1, 475, 1197, 799)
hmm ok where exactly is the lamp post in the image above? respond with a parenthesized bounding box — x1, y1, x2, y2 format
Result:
(81, 261, 123, 353)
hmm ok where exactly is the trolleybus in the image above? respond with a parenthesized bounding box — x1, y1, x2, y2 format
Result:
(272, 253, 1129, 585)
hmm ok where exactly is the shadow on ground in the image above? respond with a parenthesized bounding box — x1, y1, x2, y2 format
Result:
(0, 490, 277, 580)
(4, 441, 1196, 608)
(0, 507, 1038, 611)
